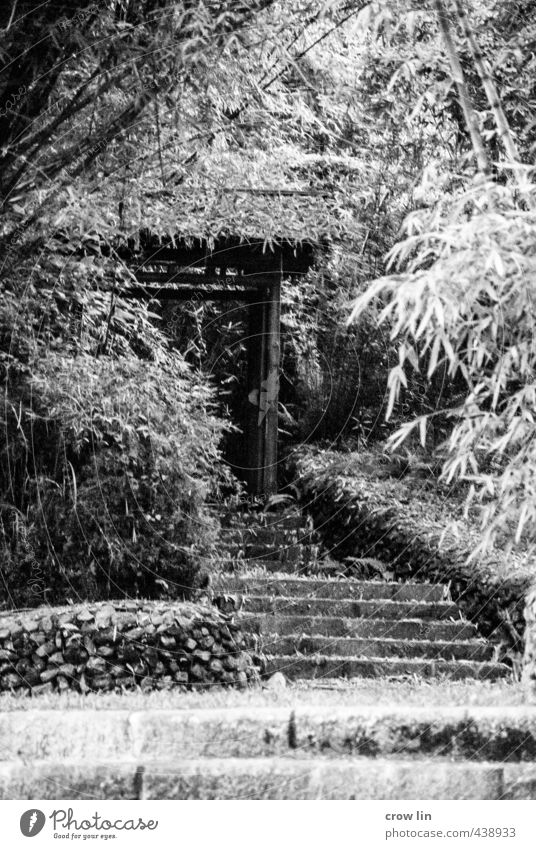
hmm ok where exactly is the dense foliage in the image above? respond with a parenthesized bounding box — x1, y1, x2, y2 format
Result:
(0, 256, 234, 606)
(1, 0, 536, 587)
(1, 0, 284, 604)
(349, 1, 536, 554)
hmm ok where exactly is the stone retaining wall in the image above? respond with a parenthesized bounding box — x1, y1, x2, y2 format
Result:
(0, 600, 261, 695)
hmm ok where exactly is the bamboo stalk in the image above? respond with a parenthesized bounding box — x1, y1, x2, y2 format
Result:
(453, 0, 521, 166)
(433, 0, 491, 177)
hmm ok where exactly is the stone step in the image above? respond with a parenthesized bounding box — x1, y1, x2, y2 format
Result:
(264, 634, 494, 662)
(264, 655, 510, 681)
(215, 575, 447, 603)
(264, 516, 309, 531)
(242, 613, 478, 641)
(1, 756, 532, 799)
(220, 526, 310, 541)
(242, 595, 460, 620)
(223, 559, 322, 573)
(218, 513, 306, 532)
(138, 758, 536, 799)
(224, 552, 316, 575)
(228, 545, 316, 563)
(2, 705, 533, 764)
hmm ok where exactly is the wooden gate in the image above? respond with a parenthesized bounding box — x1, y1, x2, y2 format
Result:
(120, 235, 315, 496)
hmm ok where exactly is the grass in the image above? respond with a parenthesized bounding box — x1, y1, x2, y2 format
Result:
(0, 677, 532, 711)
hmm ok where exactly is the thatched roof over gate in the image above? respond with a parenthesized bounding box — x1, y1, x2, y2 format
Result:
(108, 148, 360, 248)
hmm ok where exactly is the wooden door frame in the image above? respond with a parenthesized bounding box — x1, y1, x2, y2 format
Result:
(121, 265, 284, 497)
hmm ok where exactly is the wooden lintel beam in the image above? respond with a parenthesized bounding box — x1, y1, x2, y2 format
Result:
(134, 271, 273, 288)
(120, 286, 263, 302)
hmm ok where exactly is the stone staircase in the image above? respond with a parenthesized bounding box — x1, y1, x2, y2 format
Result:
(0, 506, 524, 801)
(214, 506, 510, 682)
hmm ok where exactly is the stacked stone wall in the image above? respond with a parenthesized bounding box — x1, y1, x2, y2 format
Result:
(0, 600, 261, 694)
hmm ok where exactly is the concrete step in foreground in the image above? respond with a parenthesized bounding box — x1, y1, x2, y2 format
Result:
(2, 757, 535, 799)
(3, 705, 536, 798)
(4, 705, 536, 763)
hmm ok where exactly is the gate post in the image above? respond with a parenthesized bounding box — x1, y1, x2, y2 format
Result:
(246, 298, 267, 495)
(263, 255, 282, 496)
